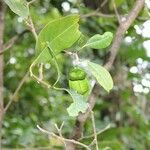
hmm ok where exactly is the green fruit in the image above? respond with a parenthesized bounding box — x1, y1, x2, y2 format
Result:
(69, 68, 86, 81)
(69, 78, 89, 95)
(68, 68, 89, 95)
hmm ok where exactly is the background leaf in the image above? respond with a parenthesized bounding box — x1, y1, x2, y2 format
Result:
(35, 14, 81, 63)
(84, 32, 113, 49)
(88, 61, 113, 92)
(4, 0, 29, 19)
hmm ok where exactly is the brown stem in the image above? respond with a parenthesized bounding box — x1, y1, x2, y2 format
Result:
(0, 30, 29, 55)
(0, 0, 5, 148)
(68, 0, 145, 149)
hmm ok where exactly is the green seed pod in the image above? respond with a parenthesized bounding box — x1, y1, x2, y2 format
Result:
(69, 68, 86, 81)
(69, 68, 89, 95)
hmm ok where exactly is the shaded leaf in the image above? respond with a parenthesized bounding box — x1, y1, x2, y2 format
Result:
(5, 0, 29, 19)
(84, 32, 113, 49)
(88, 61, 113, 92)
(67, 90, 88, 117)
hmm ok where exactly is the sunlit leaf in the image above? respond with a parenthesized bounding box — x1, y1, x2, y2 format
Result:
(88, 61, 113, 92)
(84, 32, 113, 49)
(36, 14, 81, 63)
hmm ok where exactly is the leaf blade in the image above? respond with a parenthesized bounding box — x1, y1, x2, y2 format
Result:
(4, 0, 29, 19)
(88, 61, 113, 92)
(66, 90, 88, 117)
(84, 32, 113, 49)
(36, 14, 81, 63)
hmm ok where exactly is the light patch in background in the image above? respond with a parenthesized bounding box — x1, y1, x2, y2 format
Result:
(145, 0, 150, 9)
(17, 17, 23, 23)
(9, 57, 17, 64)
(145, 73, 150, 79)
(130, 66, 138, 74)
(143, 88, 149, 94)
(134, 25, 142, 34)
(141, 79, 150, 88)
(71, 8, 79, 13)
(136, 58, 143, 64)
(130, 58, 150, 95)
(45, 63, 51, 69)
(68, 0, 77, 3)
(143, 40, 150, 57)
(8, 71, 16, 78)
(134, 18, 150, 57)
(40, 8, 47, 14)
(124, 36, 132, 44)
(28, 48, 34, 55)
(62, 2, 70, 12)
(142, 20, 150, 38)
(133, 84, 143, 93)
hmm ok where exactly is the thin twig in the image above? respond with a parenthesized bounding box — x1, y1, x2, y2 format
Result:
(103, 147, 111, 150)
(4, 71, 29, 113)
(0, 36, 17, 55)
(54, 122, 68, 150)
(81, 11, 114, 19)
(29, 58, 51, 88)
(0, 30, 29, 55)
(79, 124, 111, 140)
(112, 0, 121, 23)
(28, 0, 37, 6)
(25, 16, 38, 41)
(37, 125, 91, 150)
(89, 105, 99, 150)
(101, 0, 108, 7)
(88, 139, 96, 148)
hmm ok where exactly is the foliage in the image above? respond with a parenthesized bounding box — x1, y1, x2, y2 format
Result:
(2, 0, 150, 149)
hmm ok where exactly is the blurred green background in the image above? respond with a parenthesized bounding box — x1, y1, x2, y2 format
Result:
(2, 0, 150, 149)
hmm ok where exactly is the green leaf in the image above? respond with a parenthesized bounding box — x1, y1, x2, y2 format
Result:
(88, 61, 113, 92)
(66, 90, 88, 117)
(84, 32, 113, 49)
(4, 0, 29, 19)
(35, 14, 81, 63)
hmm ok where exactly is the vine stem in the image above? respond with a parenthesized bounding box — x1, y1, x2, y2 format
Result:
(54, 122, 68, 150)
(28, 0, 37, 5)
(89, 105, 99, 150)
(25, 16, 38, 41)
(79, 124, 111, 140)
(29, 61, 51, 88)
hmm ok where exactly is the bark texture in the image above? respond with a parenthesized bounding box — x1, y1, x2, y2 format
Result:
(0, 0, 5, 148)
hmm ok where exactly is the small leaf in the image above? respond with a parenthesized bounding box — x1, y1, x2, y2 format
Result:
(5, 0, 29, 19)
(66, 90, 88, 117)
(88, 61, 113, 92)
(36, 14, 81, 63)
(84, 32, 113, 49)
